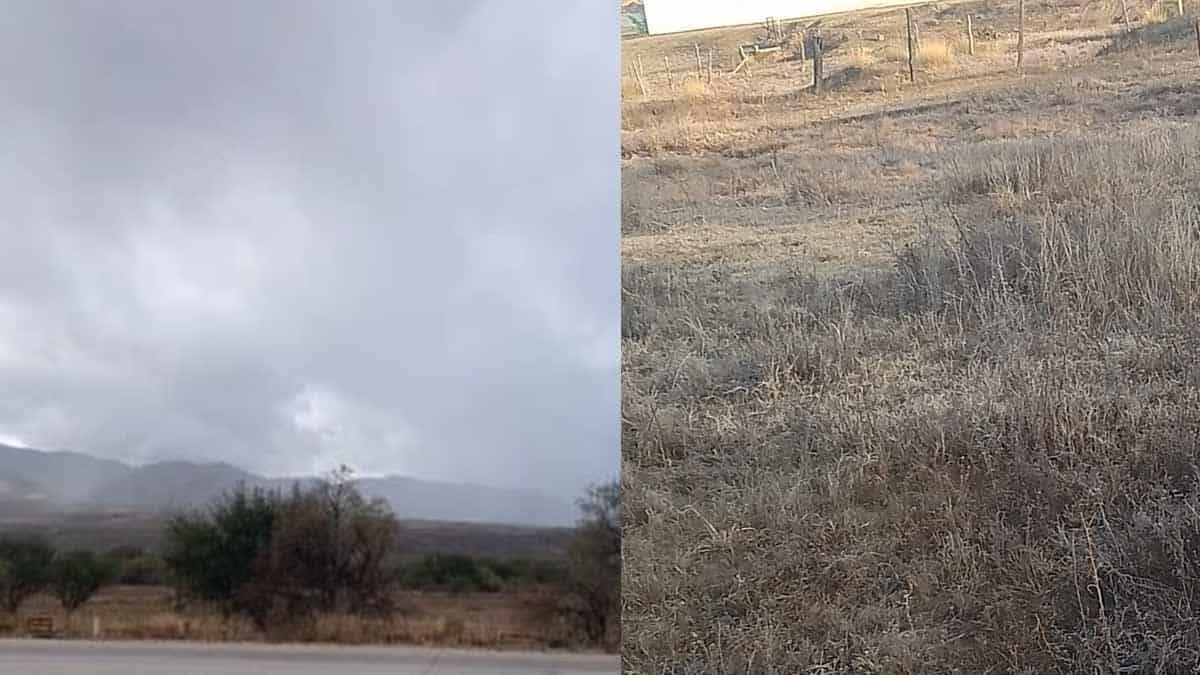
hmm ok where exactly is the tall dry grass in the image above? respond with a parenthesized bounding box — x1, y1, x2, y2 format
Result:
(916, 38, 955, 67)
(844, 46, 879, 68)
(927, 128, 1200, 326)
(623, 125, 1200, 673)
(1141, 0, 1171, 24)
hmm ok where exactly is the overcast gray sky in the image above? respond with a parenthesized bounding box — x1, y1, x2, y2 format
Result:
(0, 1, 618, 498)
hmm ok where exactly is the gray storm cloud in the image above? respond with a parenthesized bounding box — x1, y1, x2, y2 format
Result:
(0, 0, 618, 497)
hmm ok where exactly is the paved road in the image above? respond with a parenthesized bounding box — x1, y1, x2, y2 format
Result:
(0, 639, 619, 674)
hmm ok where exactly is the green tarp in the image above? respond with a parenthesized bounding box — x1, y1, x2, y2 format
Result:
(621, 2, 647, 37)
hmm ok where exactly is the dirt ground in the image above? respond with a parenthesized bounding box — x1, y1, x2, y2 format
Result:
(622, 0, 1200, 672)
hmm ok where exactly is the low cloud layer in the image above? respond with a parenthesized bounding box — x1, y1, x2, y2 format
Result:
(0, 1, 618, 497)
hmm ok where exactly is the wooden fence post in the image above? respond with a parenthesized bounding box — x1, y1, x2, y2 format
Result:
(906, 8, 916, 83)
(694, 44, 703, 79)
(664, 55, 673, 89)
(1017, 0, 1026, 71)
(812, 34, 824, 94)
(735, 45, 750, 75)
(1195, 18, 1200, 59)
(1179, 0, 1185, 17)
(966, 15, 975, 56)
(631, 60, 648, 97)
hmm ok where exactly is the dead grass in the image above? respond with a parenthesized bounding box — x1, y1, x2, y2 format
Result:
(1141, 0, 1172, 24)
(917, 38, 955, 67)
(681, 77, 711, 98)
(844, 46, 879, 68)
(625, 126, 1200, 674)
(622, 0, 1200, 671)
(0, 586, 576, 649)
(880, 43, 909, 62)
(621, 76, 643, 99)
(1101, 14, 1198, 54)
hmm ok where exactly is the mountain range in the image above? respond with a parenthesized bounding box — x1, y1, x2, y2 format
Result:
(0, 444, 578, 527)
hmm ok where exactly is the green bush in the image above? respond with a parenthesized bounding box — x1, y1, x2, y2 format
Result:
(485, 556, 568, 586)
(559, 482, 621, 647)
(104, 545, 146, 561)
(116, 555, 169, 586)
(401, 553, 501, 593)
(163, 469, 402, 626)
(50, 550, 115, 615)
(163, 485, 278, 616)
(0, 534, 55, 613)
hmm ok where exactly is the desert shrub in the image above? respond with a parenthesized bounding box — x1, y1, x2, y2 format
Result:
(558, 481, 622, 649)
(399, 553, 567, 593)
(486, 556, 569, 586)
(115, 554, 169, 586)
(0, 534, 55, 613)
(164, 468, 402, 629)
(401, 553, 502, 593)
(50, 550, 115, 616)
(163, 484, 278, 617)
(104, 545, 145, 561)
(239, 471, 401, 626)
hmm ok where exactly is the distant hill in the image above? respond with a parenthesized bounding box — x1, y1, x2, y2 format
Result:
(0, 510, 574, 560)
(0, 445, 129, 503)
(0, 473, 53, 516)
(0, 444, 578, 527)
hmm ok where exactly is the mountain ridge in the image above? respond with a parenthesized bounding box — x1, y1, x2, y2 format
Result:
(0, 444, 576, 527)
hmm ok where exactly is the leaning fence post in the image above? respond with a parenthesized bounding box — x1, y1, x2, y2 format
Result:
(812, 34, 824, 94)
(966, 15, 975, 56)
(630, 60, 648, 97)
(906, 8, 916, 83)
(1017, 0, 1026, 72)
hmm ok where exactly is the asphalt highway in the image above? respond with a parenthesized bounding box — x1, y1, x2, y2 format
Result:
(0, 639, 619, 674)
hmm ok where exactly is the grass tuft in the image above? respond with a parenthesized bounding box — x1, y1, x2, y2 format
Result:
(917, 38, 955, 67)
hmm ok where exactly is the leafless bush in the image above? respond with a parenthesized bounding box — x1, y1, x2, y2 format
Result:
(926, 129, 1200, 326)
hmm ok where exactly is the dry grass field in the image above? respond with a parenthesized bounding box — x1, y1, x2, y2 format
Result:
(0, 585, 574, 649)
(622, 1, 1200, 672)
